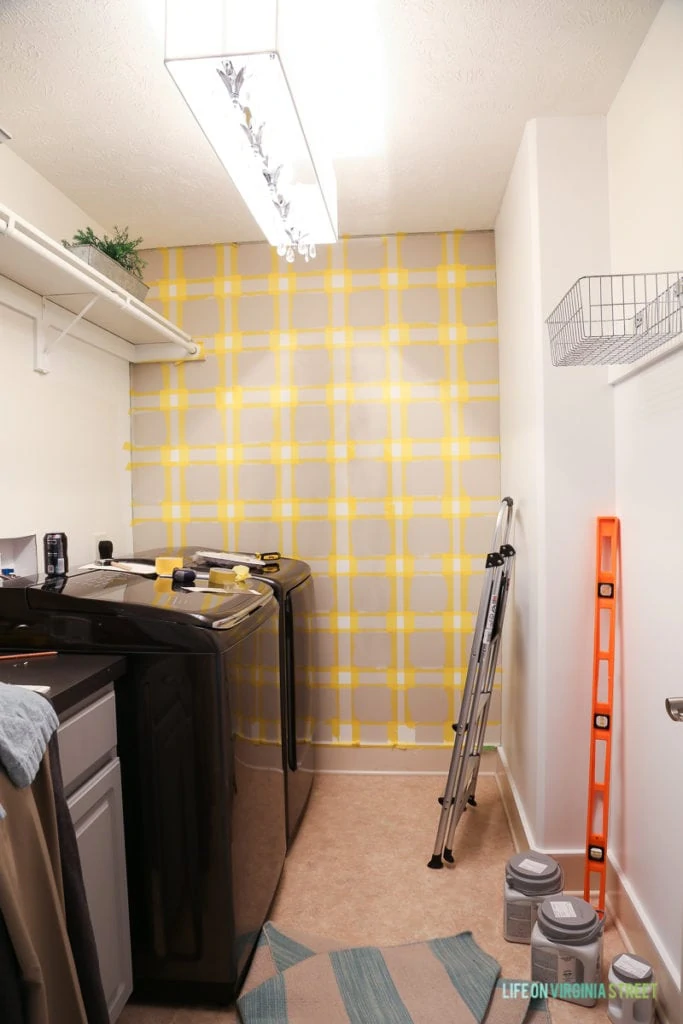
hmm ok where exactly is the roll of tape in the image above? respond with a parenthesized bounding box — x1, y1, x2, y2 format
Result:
(208, 567, 236, 587)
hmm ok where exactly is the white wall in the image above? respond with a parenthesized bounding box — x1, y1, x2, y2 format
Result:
(607, 0, 683, 985)
(0, 148, 132, 568)
(534, 117, 615, 850)
(496, 122, 544, 839)
(0, 146, 105, 239)
(608, 0, 683, 271)
(496, 115, 615, 847)
(498, 0, 683, 996)
(0, 305, 133, 567)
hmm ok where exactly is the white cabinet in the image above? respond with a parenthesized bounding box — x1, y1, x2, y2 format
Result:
(58, 688, 133, 1023)
(58, 691, 117, 791)
(68, 759, 133, 1022)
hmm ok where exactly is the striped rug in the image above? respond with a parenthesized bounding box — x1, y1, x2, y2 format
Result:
(237, 923, 550, 1024)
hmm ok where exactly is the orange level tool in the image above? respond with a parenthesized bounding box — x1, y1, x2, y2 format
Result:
(584, 516, 620, 917)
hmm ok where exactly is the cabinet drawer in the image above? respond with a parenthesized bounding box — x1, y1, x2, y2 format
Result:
(58, 690, 117, 791)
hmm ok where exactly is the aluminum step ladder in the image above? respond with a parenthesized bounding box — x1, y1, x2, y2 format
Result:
(428, 497, 515, 869)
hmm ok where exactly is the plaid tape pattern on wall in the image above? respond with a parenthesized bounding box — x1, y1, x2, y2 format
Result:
(130, 232, 501, 748)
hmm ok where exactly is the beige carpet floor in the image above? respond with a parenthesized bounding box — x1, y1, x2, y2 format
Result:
(120, 773, 621, 1023)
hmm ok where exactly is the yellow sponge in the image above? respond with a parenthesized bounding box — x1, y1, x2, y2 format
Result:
(155, 556, 183, 577)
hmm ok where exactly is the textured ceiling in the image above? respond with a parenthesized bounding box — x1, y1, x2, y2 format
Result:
(0, 0, 661, 246)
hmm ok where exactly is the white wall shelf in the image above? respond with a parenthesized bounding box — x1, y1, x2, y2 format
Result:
(607, 333, 683, 385)
(0, 204, 200, 372)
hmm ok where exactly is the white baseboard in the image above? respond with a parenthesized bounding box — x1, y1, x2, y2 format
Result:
(495, 748, 679, 1024)
(314, 744, 498, 775)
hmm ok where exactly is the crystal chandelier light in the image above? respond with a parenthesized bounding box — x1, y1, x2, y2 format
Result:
(165, 0, 338, 263)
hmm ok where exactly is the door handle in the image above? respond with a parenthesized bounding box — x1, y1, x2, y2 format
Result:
(665, 697, 683, 721)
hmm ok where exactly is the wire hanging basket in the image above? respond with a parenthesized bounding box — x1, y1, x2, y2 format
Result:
(546, 272, 683, 366)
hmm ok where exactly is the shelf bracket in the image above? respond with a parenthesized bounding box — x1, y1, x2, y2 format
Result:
(34, 294, 100, 374)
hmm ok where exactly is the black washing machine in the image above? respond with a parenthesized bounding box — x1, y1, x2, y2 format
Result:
(132, 548, 316, 847)
(0, 567, 286, 1004)
(238, 557, 315, 846)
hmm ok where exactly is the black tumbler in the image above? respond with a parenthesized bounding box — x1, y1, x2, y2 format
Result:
(43, 533, 68, 577)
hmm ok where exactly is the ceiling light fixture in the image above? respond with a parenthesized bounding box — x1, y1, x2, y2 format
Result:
(164, 0, 337, 263)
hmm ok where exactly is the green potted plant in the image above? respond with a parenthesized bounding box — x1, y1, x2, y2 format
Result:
(62, 226, 148, 300)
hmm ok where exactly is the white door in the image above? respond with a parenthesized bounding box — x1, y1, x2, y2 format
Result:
(613, 360, 683, 1023)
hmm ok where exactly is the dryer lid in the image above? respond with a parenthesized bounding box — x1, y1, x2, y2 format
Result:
(26, 568, 273, 629)
(132, 546, 311, 587)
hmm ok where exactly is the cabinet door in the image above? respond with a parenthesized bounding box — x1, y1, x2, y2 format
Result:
(68, 758, 133, 1022)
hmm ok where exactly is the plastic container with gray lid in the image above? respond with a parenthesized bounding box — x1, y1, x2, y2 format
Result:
(608, 953, 655, 1023)
(504, 851, 564, 944)
(531, 895, 604, 1006)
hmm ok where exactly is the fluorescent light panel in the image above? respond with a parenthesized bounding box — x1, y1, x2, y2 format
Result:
(165, 0, 337, 248)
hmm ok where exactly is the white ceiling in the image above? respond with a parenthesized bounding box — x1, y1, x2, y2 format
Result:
(0, 0, 661, 247)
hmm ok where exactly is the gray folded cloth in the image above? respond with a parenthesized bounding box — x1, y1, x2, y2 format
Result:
(0, 682, 59, 788)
